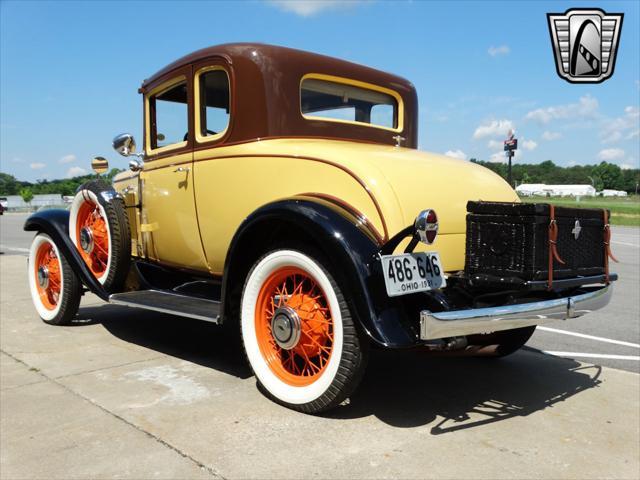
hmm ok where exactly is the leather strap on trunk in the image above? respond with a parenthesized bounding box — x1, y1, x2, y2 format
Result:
(547, 205, 565, 290)
(603, 209, 618, 284)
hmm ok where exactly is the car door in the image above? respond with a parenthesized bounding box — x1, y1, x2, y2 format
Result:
(140, 66, 208, 272)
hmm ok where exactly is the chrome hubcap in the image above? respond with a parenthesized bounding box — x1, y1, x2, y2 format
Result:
(80, 226, 94, 253)
(271, 306, 301, 350)
(37, 265, 49, 289)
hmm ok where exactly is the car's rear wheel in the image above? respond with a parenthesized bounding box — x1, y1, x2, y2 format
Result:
(241, 249, 368, 414)
(69, 180, 130, 292)
(28, 233, 82, 325)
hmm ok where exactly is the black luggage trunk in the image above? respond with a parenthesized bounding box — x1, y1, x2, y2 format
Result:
(465, 201, 607, 283)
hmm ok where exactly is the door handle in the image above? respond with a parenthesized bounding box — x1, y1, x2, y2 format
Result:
(173, 166, 190, 173)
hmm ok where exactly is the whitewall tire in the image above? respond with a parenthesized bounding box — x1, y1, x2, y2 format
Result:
(69, 180, 130, 292)
(28, 233, 82, 325)
(241, 249, 367, 413)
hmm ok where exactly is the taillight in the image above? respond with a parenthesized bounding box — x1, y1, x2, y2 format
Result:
(414, 209, 438, 245)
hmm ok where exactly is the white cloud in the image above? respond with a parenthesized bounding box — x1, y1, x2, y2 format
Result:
(59, 154, 76, 164)
(66, 166, 87, 177)
(487, 139, 502, 150)
(598, 148, 625, 161)
(268, 0, 365, 17)
(620, 163, 637, 170)
(30, 162, 46, 170)
(522, 139, 537, 151)
(542, 131, 562, 141)
(444, 149, 467, 160)
(488, 45, 510, 57)
(473, 119, 514, 139)
(525, 95, 599, 124)
(600, 106, 640, 143)
(490, 151, 507, 163)
(10, 157, 23, 164)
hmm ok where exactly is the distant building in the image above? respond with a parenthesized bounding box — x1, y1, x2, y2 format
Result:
(600, 189, 628, 197)
(3, 194, 63, 209)
(516, 184, 596, 197)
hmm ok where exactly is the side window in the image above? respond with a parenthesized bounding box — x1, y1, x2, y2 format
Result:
(197, 69, 230, 140)
(150, 81, 188, 149)
(301, 77, 399, 130)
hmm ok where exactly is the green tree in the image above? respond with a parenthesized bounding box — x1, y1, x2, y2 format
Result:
(0, 172, 21, 195)
(592, 162, 624, 190)
(19, 187, 34, 205)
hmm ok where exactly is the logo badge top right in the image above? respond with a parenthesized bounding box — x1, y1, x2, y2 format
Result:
(548, 8, 624, 83)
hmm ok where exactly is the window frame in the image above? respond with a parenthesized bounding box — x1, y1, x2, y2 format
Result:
(144, 75, 189, 156)
(299, 73, 404, 133)
(194, 65, 231, 145)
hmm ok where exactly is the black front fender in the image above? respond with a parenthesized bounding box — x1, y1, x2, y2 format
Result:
(222, 199, 419, 348)
(24, 209, 109, 301)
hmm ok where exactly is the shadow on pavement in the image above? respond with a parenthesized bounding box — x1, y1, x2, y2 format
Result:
(75, 304, 252, 379)
(328, 346, 602, 432)
(75, 304, 602, 432)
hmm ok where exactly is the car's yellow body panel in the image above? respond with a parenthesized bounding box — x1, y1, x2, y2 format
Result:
(115, 138, 518, 274)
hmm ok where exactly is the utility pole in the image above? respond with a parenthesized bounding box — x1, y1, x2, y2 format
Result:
(504, 129, 518, 187)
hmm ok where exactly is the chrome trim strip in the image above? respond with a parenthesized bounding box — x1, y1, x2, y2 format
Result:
(420, 285, 613, 340)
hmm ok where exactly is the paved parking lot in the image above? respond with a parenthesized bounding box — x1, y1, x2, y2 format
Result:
(1, 213, 639, 479)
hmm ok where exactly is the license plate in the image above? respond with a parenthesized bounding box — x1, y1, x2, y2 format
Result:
(381, 252, 446, 297)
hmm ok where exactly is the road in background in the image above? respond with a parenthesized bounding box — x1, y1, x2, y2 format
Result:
(1, 213, 638, 372)
(0, 213, 34, 255)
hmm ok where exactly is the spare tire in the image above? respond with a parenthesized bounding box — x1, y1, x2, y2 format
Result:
(69, 180, 130, 292)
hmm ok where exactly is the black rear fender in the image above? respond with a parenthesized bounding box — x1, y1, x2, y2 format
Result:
(221, 199, 418, 347)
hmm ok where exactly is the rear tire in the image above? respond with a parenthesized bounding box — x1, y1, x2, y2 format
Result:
(28, 233, 82, 325)
(240, 249, 368, 414)
(69, 180, 130, 292)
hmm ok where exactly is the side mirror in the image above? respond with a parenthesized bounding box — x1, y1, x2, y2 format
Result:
(91, 156, 109, 175)
(113, 133, 137, 157)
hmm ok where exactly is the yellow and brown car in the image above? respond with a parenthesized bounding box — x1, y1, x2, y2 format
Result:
(25, 44, 615, 413)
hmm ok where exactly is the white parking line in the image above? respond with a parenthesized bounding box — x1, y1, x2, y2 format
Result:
(544, 351, 640, 361)
(0, 245, 29, 253)
(611, 241, 639, 248)
(537, 326, 640, 349)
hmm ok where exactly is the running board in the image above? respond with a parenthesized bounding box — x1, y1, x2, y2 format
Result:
(109, 290, 221, 323)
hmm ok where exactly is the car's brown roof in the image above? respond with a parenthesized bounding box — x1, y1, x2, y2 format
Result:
(141, 43, 419, 149)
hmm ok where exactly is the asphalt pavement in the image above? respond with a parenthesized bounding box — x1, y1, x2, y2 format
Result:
(2, 212, 638, 372)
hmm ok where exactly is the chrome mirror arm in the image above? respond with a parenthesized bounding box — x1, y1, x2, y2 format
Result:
(128, 158, 144, 172)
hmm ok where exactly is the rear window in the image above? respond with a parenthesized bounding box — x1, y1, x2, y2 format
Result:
(301, 77, 399, 130)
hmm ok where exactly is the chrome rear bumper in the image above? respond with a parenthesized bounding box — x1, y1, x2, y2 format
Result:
(420, 285, 613, 340)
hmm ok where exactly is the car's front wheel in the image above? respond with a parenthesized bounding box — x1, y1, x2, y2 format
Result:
(28, 233, 82, 325)
(241, 249, 367, 414)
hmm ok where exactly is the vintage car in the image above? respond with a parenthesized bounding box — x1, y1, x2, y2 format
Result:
(24, 44, 616, 413)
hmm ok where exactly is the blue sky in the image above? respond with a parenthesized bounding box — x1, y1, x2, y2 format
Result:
(1, 0, 638, 182)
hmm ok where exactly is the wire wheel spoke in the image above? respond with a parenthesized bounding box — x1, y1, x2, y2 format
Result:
(256, 266, 335, 386)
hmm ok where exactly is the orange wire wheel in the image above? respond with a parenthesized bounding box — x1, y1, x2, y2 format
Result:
(33, 241, 62, 310)
(255, 267, 334, 387)
(75, 198, 109, 279)
(28, 233, 82, 325)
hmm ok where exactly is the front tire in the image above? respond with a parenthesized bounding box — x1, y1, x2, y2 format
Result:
(28, 233, 82, 325)
(240, 249, 367, 414)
